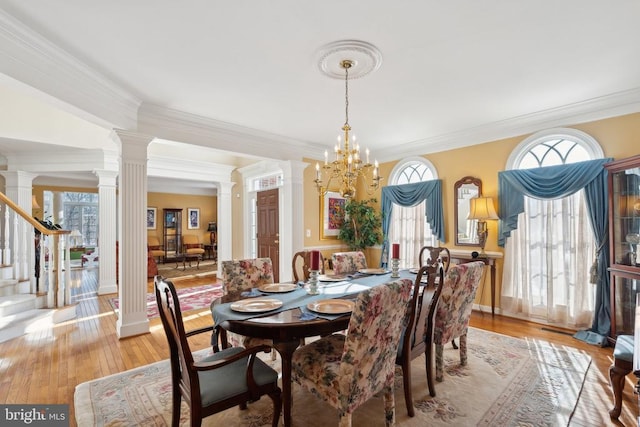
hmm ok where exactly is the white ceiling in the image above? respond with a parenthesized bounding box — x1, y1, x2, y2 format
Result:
(0, 1, 639, 163)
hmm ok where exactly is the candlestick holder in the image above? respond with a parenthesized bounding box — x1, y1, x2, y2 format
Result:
(391, 258, 400, 278)
(307, 269, 320, 295)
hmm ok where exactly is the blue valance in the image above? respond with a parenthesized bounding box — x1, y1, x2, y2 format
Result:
(381, 179, 445, 242)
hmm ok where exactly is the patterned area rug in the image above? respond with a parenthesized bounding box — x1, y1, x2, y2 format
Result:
(109, 283, 223, 319)
(156, 259, 217, 279)
(74, 327, 591, 426)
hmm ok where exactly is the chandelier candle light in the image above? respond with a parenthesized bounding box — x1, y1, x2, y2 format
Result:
(315, 59, 382, 199)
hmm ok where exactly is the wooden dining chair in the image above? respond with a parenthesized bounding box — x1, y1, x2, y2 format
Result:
(431, 261, 485, 384)
(154, 275, 282, 427)
(292, 250, 325, 282)
(396, 264, 444, 415)
(291, 278, 413, 427)
(418, 245, 450, 275)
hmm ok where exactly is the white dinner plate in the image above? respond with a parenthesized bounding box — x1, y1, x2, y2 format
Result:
(307, 299, 355, 315)
(230, 298, 283, 313)
(409, 268, 420, 274)
(258, 283, 298, 293)
(358, 268, 389, 275)
(318, 274, 348, 282)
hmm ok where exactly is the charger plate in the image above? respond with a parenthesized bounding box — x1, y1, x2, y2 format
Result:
(258, 283, 298, 293)
(358, 268, 389, 275)
(318, 274, 348, 282)
(230, 298, 283, 313)
(307, 299, 355, 315)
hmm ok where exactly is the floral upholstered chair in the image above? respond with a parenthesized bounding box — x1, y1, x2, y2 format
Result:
(330, 251, 367, 274)
(292, 279, 413, 427)
(432, 261, 485, 383)
(216, 258, 275, 350)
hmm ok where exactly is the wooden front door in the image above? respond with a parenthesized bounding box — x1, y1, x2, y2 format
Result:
(256, 188, 280, 282)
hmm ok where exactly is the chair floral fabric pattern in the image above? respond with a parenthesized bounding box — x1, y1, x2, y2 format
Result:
(331, 251, 368, 274)
(433, 261, 484, 381)
(221, 258, 274, 296)
(220, 258, 275, 348)
(292, 279, 412, 427)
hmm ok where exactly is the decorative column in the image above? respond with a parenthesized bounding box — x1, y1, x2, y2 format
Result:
(216, 181, 233, 278)
(94, 169, 118, 295)
(2, 171, 37, 287)
(279, 160, 307, 283)
(113, 130, 154, 339)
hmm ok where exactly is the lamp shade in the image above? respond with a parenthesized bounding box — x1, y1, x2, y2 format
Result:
(468, 197, 499, 220)
(207, 222, 217, 232)
(70, 230, 82, 238)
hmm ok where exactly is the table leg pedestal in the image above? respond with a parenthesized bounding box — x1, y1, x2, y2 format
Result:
(272, 340, 303, 427)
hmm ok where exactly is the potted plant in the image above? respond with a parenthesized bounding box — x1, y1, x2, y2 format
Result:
(338, 198, 383, 251)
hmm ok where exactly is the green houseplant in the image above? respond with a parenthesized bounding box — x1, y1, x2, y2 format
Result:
(338, 198, 383, 251)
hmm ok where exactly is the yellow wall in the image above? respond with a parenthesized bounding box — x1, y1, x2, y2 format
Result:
(302, 112, 640, 308)
(146, 192, 217, 245)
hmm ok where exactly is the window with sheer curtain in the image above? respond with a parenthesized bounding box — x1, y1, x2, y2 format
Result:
(501, 129, 604, 328)
(388, 157, 438, 268)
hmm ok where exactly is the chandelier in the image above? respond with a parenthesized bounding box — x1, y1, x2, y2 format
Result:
(315, 59, 382, 199)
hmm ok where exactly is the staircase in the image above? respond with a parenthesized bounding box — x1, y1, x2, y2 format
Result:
(0, 263, 75, 343)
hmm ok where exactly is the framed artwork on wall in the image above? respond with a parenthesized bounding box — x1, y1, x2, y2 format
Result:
(187, 208, 200, 229)
(320, 191, 346, 240)
(147, 207, 157, 230)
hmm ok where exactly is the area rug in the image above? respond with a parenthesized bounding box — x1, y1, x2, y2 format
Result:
(108, 284, 223, 319)
(74, 328, 591, 426)
(155, 259, 217, 280)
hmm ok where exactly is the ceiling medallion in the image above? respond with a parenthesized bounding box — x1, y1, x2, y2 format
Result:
(316, 40, 383, 80)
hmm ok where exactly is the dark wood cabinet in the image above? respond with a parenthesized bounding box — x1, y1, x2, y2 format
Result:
(162, 208, 183, 261)
(606, 155, 640, 339)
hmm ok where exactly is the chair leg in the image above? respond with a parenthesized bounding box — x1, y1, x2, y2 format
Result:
(435, 343, 445, 382)
(269, 388, 282, 427)
(382, 383, 396, 427)
(459, 334, 468, 366)
(425, 339, 436, 396)
(401, 358, 414, 416)
(609, 359, 632, 419)
(338, 412, 352, 427)
(171, 388, 181, 427)
(451, 339, 458, 349)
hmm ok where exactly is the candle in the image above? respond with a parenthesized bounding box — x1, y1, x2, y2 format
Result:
(310, 250, 320, 270)
(392, 243, 400, 259)
(315, 162, 320, 180)
(324, 150, 328, 165)
(366, 147, 370, 164)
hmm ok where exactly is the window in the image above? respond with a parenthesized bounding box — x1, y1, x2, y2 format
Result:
(43, 191, 99, 246)
(388, 157, 438, 268)
(501, 128, 603, 328)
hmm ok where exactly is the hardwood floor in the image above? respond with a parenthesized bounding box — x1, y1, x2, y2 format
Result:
(0, 266, 636, 426)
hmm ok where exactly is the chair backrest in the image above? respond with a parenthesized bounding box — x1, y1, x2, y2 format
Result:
(339, 278, 413, 412)
(148, 235, 161, 248)
(182, 234, 200, 246)
(399, 265, 444, 361)
(292, 250, 325, 282)
(154, 276, 200, 407)
(221, 258, 274, 295)
(433, 261, 485, 345)
(331, 251, 367, 274)
(418, 246, 450, 273)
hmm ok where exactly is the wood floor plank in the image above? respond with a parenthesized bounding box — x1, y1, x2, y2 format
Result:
(0, 267, 636, 426)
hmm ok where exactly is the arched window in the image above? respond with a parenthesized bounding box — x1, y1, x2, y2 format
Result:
(388, 157, 438, 268)
(501, 128, 603, 328)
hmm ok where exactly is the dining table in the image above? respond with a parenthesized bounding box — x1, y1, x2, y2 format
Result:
(211, 269, 422, 427)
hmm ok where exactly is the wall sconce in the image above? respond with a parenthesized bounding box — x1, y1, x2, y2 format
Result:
(468, 196, 499, 255)
(32, 194, 41, 210)
(207, 222, 217, 245)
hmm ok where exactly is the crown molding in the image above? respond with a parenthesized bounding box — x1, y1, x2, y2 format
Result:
(0, 9, 140, 129)
(137, 103, 325, 161)
(377, 87, 640, 161)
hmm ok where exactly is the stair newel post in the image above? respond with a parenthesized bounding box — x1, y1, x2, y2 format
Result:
(3, 204, 10, 265)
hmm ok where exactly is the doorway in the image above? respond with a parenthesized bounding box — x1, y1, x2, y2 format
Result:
(256, 188, 280, 281)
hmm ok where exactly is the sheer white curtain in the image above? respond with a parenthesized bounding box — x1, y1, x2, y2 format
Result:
(389, 202, 436, 269)
(501, 191, 595, 328)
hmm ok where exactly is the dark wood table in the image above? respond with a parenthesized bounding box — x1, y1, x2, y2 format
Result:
(165, 253, 201, 270)
(212, 270, 418, 427)
(449, 249, 502, 316)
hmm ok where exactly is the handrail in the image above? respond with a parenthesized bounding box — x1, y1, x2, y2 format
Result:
(0, 192, 69, 236)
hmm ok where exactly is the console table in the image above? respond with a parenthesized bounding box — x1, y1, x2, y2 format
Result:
(448, 249, 502, 316)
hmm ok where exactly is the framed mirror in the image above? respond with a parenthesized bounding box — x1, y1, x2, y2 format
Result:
(454, 176, 482, 246)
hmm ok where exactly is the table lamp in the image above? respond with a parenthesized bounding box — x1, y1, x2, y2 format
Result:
(70, 229, 83, 248)
(207, 222, 217, 245)
(468, 196, 499, 255)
